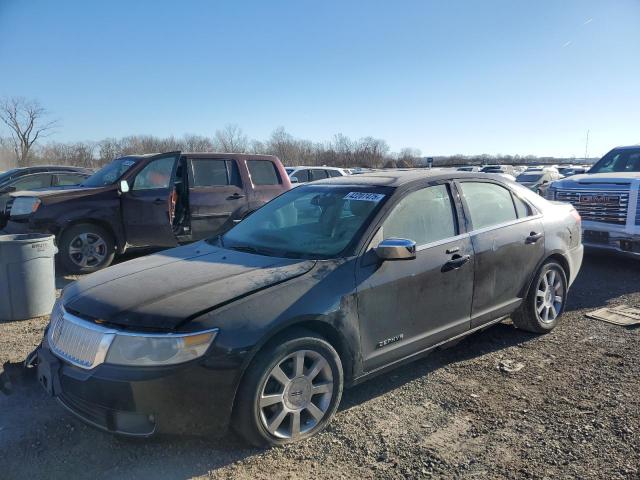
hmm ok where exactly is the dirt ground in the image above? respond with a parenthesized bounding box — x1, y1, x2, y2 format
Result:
(0, 252, 638, 479)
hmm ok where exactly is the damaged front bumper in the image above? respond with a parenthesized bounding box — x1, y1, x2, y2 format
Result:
(34, 336, 242, 437)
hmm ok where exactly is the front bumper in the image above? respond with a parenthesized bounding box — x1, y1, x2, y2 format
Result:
(581, 221, 640, 259)
(36, 337, 241, 437)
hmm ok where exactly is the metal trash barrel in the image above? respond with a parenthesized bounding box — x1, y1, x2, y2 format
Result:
(0, 233, 57, 321)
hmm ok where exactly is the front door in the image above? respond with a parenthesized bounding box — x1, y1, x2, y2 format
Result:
(356, 183, 474, 371)
(187, 157, 248, 241)
(121, 152, 180, 248)
(457, 180, 545, 327)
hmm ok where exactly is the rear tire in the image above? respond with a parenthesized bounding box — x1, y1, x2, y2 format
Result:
(59, 223, 116, 274)
(233, 329, 343, 447)
(512, 260, 567, 333)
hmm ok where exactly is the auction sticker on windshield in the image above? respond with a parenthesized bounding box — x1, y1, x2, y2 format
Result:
(343, 192, 385, 202)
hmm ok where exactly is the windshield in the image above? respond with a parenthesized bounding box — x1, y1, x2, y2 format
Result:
(589, 148, 640, 174)
(220, 185, 392, 259)
(517, 174, 543, 183)
(0, 168, 20, 186)
(81, 157, 139, 187)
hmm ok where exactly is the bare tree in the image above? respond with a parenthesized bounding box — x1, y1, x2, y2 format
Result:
(213, 124, 248, 153)
(0, 97, 58, 167)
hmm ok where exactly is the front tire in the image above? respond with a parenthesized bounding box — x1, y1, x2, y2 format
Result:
(234, 329, 343, 447)
(512, 260, 567, 333)
(59, 223, 116, 274)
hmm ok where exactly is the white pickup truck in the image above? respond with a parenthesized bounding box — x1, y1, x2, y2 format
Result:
(547, 146, 640, 258)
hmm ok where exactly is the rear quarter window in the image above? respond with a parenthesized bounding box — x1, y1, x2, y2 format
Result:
(247, 160, 281, 185)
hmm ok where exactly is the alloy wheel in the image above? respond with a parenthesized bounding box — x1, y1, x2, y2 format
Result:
(535, 268, 565, 323)
(68, 232, 108, 268)
(258, 349, 334, 440)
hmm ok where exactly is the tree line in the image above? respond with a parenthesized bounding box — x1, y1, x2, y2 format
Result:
(0, 97, 586, 172)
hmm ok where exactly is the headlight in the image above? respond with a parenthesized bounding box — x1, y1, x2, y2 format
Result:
(105, 329, 218, 366)
(10, 197, 41, 216)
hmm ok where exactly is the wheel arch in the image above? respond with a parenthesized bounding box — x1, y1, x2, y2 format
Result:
(58, 218, 122, 252)
(520, 251, 570, 300)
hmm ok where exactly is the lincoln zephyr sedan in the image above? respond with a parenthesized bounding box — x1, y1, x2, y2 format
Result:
(33, 171, 583, 446)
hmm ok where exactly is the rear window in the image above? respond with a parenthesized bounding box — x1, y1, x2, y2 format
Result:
(247, 160, 281, 185)
(191, 159, 241, 187)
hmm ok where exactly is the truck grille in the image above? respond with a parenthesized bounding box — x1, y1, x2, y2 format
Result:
(556, 189, 629, 225)
(48, 303, 114, 369)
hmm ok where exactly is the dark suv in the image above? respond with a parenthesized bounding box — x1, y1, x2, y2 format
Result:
(0, 165, 92, 228)
(5, 152, 291, 273)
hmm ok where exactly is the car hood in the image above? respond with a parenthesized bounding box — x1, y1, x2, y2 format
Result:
(62, 241, 316, 330)
(11, 185, 112, 203)
(552, 172, 640, 188)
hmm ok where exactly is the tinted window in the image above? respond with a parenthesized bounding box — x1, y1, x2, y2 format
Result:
(133, 156, 175, 190)
(190, 159, 241, 187)
(328, 169, 342, 177)
(247, 160, 280, 185)
(291, 169, 309, 183)
(460, 182, 518, 229)
(55, 173, 86, 186)
(11, 174, 52, 191)
(382, 185, 457, 246)
(309, 169, 328, 181)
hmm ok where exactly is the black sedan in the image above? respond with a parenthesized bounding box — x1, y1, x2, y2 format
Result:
(33, 170, 583, 446)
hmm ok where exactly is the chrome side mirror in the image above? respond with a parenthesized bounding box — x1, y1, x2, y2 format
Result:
(119, 180, 130, 193)
(375, 238, 417, 261)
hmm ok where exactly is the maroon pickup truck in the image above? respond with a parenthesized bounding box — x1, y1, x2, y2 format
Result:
(5, 152, 291, 273)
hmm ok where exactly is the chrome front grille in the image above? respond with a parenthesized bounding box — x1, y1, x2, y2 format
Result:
(48, 303, 115, 369)
(556, 189, 629, 225)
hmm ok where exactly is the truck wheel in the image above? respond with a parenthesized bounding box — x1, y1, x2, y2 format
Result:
(512, 260, 567, 334)
(59, 224, 116, 274)
(233, 329, 343, 447)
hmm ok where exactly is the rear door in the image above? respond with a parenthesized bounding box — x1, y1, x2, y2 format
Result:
(457, 180, 545, 327)
(121, 152, 180, 247)
(356, 182, 474, 371)
(187, 157, 248, 240)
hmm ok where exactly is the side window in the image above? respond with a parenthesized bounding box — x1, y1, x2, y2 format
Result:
(291, 169, 309, 183)
(133, 156, 175, 191)
(513, 195, 532, 218)
(55, 173, 86, 186)
(381, 184, 457, 246)
(309, 169, 328, 181)
(247, 160, 280, 185)
(327, 169, 342, 177)
(190, 159, 241, 187)
(459, 182, 518, 229)
(11, 174, 52, 191)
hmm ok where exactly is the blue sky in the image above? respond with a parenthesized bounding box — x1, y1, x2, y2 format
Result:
(1, 0, 638, 157)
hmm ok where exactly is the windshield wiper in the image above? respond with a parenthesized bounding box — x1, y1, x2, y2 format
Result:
(228, 244, 278, 257)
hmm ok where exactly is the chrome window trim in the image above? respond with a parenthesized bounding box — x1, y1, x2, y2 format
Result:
(415, 233, 470, 252)
(467, 214, 544, 237)
(49, 306, 219, 370)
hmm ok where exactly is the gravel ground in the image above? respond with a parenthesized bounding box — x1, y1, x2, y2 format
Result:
(0, 252, 638, 479)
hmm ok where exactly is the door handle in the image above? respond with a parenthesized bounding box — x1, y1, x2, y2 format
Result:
(227, 193, 245, 200)
(442, 254, 471, 272)
(446, 246, 460, 254)
(526, 232, 544, 244)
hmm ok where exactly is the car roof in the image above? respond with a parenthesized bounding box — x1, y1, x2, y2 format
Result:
(311, 169, 498, 188)
(289, 166, 344, 170)
(5, 165, 92, 175)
